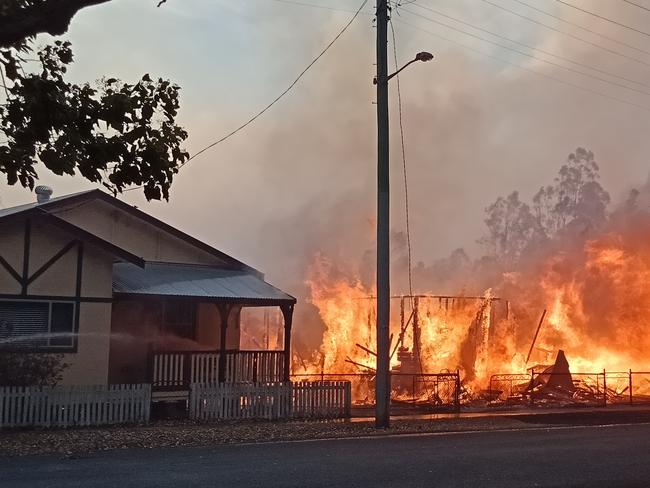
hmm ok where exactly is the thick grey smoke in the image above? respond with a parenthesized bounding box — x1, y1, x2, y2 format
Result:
(3, 0, 650, 352)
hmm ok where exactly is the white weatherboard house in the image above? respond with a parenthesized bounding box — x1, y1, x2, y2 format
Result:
(0, 188, 296, 390)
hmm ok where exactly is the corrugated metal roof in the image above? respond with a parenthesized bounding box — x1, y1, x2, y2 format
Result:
(112, 263, 295, 303)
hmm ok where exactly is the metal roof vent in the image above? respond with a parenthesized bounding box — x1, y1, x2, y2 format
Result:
(35, 185, 53, 203)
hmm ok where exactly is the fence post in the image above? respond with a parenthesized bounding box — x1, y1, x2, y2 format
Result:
(629, 369, 633, 406)
(344, 381, 352, 418)
(603, 369, 607, 407)
(530, 369, 535, 407)
(455, 370, 461, 412)
(412, 375, 416, 406)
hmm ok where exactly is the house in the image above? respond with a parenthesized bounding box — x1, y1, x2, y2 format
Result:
(0, 188, 296, 389)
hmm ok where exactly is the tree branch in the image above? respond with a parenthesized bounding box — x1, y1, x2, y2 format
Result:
(0, 0, 112, 48)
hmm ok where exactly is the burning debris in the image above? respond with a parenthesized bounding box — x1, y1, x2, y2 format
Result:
(527, 350, 576, 402)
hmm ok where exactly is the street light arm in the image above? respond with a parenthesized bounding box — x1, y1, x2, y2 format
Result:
(373, 51, 434, 85)
(386, 58, 418, 82)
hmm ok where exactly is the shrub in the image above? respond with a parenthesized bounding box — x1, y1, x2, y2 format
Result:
(0, 353, 68, 387)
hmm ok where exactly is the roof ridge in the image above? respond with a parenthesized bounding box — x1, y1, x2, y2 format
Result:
(0, 189, 264, 279)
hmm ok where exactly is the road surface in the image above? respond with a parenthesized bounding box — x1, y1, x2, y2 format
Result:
(2, 423, 650, 487)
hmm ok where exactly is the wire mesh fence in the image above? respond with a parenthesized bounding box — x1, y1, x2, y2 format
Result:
(488, 370, 650, 407)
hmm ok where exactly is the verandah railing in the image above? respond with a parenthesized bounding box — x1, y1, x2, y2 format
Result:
(151, 350, 285, 390)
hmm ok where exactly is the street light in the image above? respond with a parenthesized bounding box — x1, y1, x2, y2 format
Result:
(374, 39, 434, 429)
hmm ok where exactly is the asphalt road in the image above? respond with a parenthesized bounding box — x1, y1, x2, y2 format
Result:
(2, 423, 650, 488)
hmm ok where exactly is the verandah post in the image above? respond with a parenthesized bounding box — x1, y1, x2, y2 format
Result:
(217, 304, 231, 383)
(280, 303, 294, 383)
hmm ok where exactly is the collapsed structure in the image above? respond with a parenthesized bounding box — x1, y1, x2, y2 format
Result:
(296, 281, 650, 410)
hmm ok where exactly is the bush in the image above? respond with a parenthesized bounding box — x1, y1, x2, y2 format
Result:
(0, 353, 68, 387)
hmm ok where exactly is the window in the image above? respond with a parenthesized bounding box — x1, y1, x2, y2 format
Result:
(162, 301, 195, 340)
(0, 301, 75, 350)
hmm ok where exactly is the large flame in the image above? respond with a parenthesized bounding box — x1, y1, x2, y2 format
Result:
(532, 233, 650, 373)
(298, 255, 511, 399)
(295, 227, 650, 402)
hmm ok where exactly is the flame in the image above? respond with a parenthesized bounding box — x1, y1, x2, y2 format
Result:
(298, 255, 510, 400)
(531, 233, 650, 374)
(294, 224, 650, 403)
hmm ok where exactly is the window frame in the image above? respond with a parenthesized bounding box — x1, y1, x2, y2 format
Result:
(0, 298, 77, 353)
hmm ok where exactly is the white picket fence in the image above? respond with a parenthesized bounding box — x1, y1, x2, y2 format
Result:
(190, 381, 351, 421)
(293, 381, 351, 419)
(190, 382, 292, 421)
(0, 384, 151, 428)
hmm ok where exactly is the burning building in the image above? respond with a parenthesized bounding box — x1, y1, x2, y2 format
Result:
(291, 206, 650, 408)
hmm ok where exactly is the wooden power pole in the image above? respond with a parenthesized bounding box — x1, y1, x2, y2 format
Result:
(375, 0, 391, 429)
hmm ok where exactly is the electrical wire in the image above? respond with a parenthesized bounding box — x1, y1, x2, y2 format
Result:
(389, 18, 414, 299)
(402, 6, 650, 98)
(270, 0, 362, 14)
(185, 0, 368, 166)
(481, 0, 650, 67)
(265, 0, 650, 108)
(622, 0, 650, 13)
(125, 0, 368, 193)
(413, 3, 650, 91)
(390, 18, 427, 379)
(555, 0, 650, 38)
(394, 17, 650, 113)
(512, 0, 650, 58)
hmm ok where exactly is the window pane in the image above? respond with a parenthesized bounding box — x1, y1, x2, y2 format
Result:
(50, 303, 75, 347)
(0, 302, 49, 348)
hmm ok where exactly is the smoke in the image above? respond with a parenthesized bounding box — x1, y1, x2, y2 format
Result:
(3, 1, 650, 360)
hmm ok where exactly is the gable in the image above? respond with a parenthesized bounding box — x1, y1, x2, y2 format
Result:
(0, 217, 114, 299)
(51, 198, 233, 267)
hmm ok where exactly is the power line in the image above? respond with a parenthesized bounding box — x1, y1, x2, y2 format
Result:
(270, 0, 361, 14)
(125, 0, 368, 193)
(403, 6, 650, 98)
(555, 0, 650, 38)
(389, 18, 414, 298)
(622, 0, 650, 13)
(185, 0, 368, 165)
(415, 2, 650, 90)
(394, 17, 650, 113)
(512, 0, 650, 58)
(481, 0, 650, 68)
(389, 16, 426, 382)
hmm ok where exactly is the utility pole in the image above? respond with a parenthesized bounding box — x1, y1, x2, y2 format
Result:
(375, 0, 391, 429)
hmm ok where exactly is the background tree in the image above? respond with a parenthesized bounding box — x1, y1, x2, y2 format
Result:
(0, 0, 188, 200)
(480, 148, 611, 268)
(479, 191, 544, 265)
(533, 148, 610, 236)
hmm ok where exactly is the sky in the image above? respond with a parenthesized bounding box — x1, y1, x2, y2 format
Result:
(2, 0, 650, 298)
